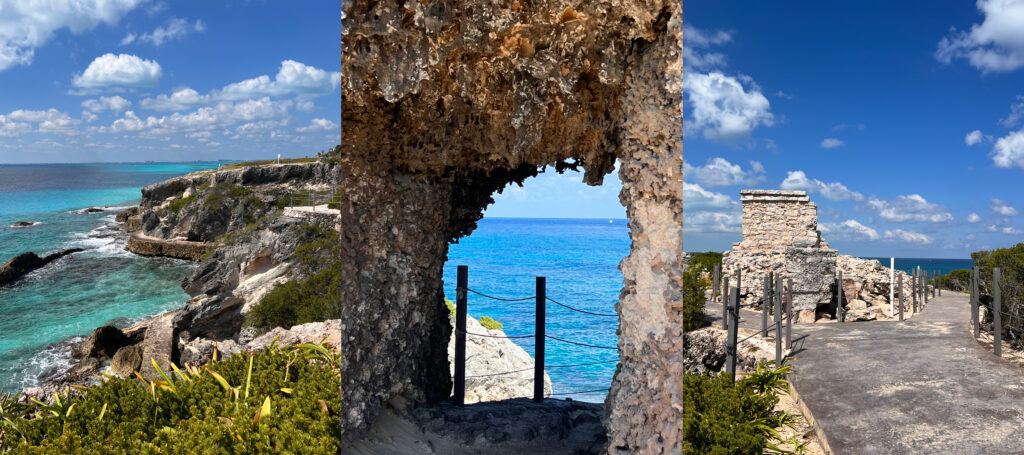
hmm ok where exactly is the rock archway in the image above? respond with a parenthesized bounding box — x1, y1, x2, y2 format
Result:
(340, 1, 681, 452)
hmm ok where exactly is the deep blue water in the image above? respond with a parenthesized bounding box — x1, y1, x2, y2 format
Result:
(861, 257, 974, 276)
(0, 163, 221, 392)
(444, 218, 629, 403)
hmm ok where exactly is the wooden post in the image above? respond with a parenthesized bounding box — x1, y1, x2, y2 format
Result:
(912, 270, 918, 313)
(972, 266, 980, 338)
(898, 273, 904, 321)
(923, 269, 928, 306)
(837, 270, 844, 323)
(775, 276, 783, 366)
(534, 276, 546, 402)
(762, 273, 770, 337)
(726, 288, 739, 383)
(786, 278, 793, 349)
(938, 270, 942, 296)
(994, 268, 1002, 358)
(722, 276, 730, 330)
(454, 265, 468, 406)
(712, 264, 721, 303)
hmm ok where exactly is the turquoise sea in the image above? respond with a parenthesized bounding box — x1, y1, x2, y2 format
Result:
(0, 163, 221, 393)
(444, 218, 629, 403)
(861, 257, 974, 276)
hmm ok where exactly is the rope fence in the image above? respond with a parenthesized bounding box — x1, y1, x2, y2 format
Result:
(970, 265, 1023, 357)
(451, 265, 618, 405)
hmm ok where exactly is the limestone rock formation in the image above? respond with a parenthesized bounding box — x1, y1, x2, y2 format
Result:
(341, 1, 681, 451)
(683, 327, 774, 375)
(836, 255, 913, 321)
(447, 314, 552, 404)
(0, 249, 84, 287)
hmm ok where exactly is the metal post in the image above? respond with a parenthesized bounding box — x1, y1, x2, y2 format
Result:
(938, 270, 942, 296)
(786, 278, 793, 348)
(454, 266, 468, 406)
(722, 276, 730, 330)
(534, 276, 546, 402)
(889, 257, 895, 318)
(972, 266, 980, 338)
(762, 274, 770, 336)
(994, 268, 1002, 357)
(912, 270, 918, 313)
(923, 269, 928, 306)
(898, 273, 904, 321)
(726, 288, 739, 383)
(775, 276, 783, 366)
(712, 264, 720, 303)
(837, 270, 844, 323)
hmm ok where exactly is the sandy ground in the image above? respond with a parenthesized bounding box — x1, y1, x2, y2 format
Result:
(774, 388, 826, 455)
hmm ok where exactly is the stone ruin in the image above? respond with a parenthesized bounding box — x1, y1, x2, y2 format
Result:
(722, 190, 836, 322)
(722, 189, 914, 323)
(340, 1, 681, 453)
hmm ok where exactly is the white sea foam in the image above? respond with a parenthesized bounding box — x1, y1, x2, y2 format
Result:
(10, 336, 84, 391)
(68, 221, 131, 257)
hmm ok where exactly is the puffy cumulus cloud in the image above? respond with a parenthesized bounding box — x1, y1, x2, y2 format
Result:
(965, 129, 985, 145)
(296, 118, 337, 133)
(780, 170, 864, 201)
(968, 212, 983, 223)
(0, 0, 144, 71)
(100, 97, 292, 137)
(820, 138, 844, 148)
(122, 18, 204, 46)
(685, 71, 773, 143)
(986, 224, 999, 232)
(935, 0, 1024, 73)
(683, 25, 732, 71)
(72, 53, 162, 88)
(991, 198, 1019, 216)
(867, 194, 955, 223)
(140, 88, 208, 111)
(1001, 95, 1024, 127)
(217, 60, 341, 100)
(820, 219, 880, 241)
(7, 108, 79, 134)
(683, 157, 765, 188)
(0, 114, 32, 137)
(683, 182, 742, 232)
(992, 129, 1024, 170)
(884, 229, 933, 245)
(82, 95, 131, 112)
(1004, 226, 1024, 234)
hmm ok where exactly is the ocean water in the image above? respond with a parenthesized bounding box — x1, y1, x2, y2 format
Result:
(443, 218, 629, 403)
(861, 257, 974, 276)
(0, 163, 221, 392)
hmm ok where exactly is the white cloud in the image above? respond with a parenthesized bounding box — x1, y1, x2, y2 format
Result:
(217, 60, 341, 100)
(820, 138, 844, 148)
(124, 18, 204, 46)
(683, 182, 742, 232)
(991, 198, 1019, 216)
(140, 88, 208, 111)
(968, 212, 982, 223)
(684, 157, 765, 188)
(965, 129, 985, 145)
(296, 118, 337, 133)
(820, 219, 880, 240)
(7, 108, 79, 134)
(100, 97, 292, 137)
(685, 71, 773, 143)
(72, 53, 162, 88)
(780, 170, 864, 201)
(82, 95, 131, 112)
(683, 25, 732, 71)
(986, 224, 998, 232)
(867, 194, 955, 223)
(884, 229, 933, 245)
(935, 0, 1024, 73)
(0, 114, 32, 137)
(1004, 226, 1024, 234)
(992, 129, 1024, 170)
(832, 123, 864, 131)
(0, 0, 144, 71)
(1001, 95, 1024, 127)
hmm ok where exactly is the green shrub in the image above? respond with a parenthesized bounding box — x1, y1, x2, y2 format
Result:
(684, 268, 708, 332)
(684, 361, 801, 455)
(160, 190, 197, 214)
(204, 183, 253, 209)
(445, 299, 456, 318)
(479, 316, 503, 330)
(219, 158, 318, 170)
(0, 344, 340, 454)
(688, 251, 723, 276)
(246, 260, 340, 330)
(941, 269, 972, 292)
(972, 243, 1024, 345)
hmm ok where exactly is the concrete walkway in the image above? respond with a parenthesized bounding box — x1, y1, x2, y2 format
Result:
(704, 300, 767, 332)
(790, 293, 1024, 454)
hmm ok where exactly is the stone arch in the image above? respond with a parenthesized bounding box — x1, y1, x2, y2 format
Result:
(340, 1, 681, 452)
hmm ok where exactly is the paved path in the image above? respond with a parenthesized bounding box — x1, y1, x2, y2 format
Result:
(704, 300, 766, 332)
(790, 293, 1024, 454)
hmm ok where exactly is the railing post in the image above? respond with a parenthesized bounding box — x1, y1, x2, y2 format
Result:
(775, 276, 783, 366)
(898, 273, 904, 321)
(994, 268, 1002, 358)
(454, 265, 468, 406)
(786, 277, 793, 348)
(923, 269, 928, 306)
(534, 276, 546, 402)
(837, 270, 844, 323)
(912, 270, 918, 313)
(712, 264, 721, 303)
(722, 276, 730, 330)
(938, 270, 942, 296)
(889, 257, 895, 319)
(726, 288, 739, 384)
(972, 266, 980, 338)
(762, 273, 770, 336)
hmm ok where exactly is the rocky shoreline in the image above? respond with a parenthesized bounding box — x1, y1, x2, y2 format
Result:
(0, 249, 84, 287)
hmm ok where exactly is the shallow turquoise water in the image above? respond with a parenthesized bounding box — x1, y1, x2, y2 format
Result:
(861, 257, 974, 276)
(444, 218, 629, 403)
(0, 163, 221, 392)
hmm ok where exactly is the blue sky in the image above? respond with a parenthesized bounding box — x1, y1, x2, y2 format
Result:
(485, 166, 625, 219)
(685, 0, 1024, 259)
(0, 0, 339, 164)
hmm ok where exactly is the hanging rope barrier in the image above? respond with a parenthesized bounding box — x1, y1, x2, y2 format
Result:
(545, 335, 617, 350)
(545, 297, 617, 317)
(466, 288, 536, 302)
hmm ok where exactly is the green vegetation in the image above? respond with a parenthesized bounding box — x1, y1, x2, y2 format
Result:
(972, 243, 1024, 345)
(245, 224, 341, 330)
(940, 269, 972, 292)
(684, 267, 709, 332)
(446, 298, 456, 318)
(219, 158, 318, 170)
(0, 343, 340, 454)
(684, 361, 806, 454)
(688, 251, 723, 276)
(479, 316, 503, 330)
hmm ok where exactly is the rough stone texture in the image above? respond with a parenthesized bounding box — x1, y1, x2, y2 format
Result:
(137, 311, 177, 380)
(126, 233, 217, 261)
(836, 255, 913, 321)
(341, 0, 681, 451)
(75, 325, 129, 360)
(348, 397, 606, 455)
(683, 327, 774, 375)
(0, 249, 84, 286)
(785, 247, 837, 316)
(110, 344, 142, 377)
(447, 314, 552, 404)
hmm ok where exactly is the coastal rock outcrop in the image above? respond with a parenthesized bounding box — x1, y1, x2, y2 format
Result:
(10, 221, 38, 228)
(448, 314, 553, 404)
(341, 1, 681, 451)
(684, 327, 773, 375)
(836, 255, 913, 321)
(0, 249, 84, 286)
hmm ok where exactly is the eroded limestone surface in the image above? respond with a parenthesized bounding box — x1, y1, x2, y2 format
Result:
(341, 0, 681, 452)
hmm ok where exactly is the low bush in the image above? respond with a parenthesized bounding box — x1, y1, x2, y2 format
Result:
(160, 191, 197, 215)
(479, 316, 503, 330)
(972, 243, 1024, 345)
(0, 343, 340, 454)
(684, 361, 804, 454)
(688, 251, 723, 276)
(219, 158, 317, 170)
(684, 267, 708, 332)
(941, 269, 971, 292)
